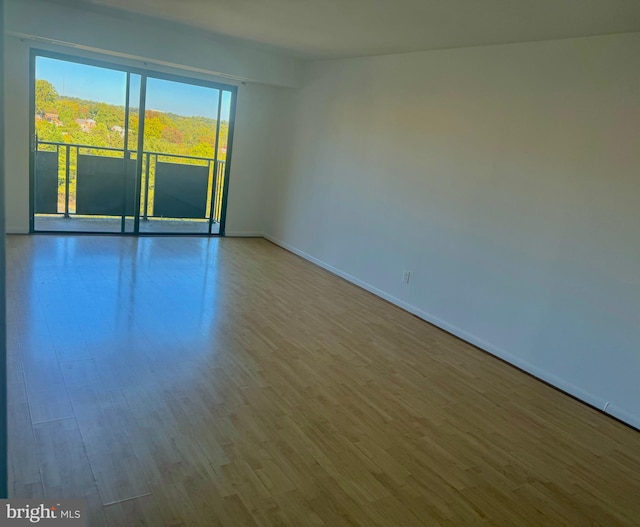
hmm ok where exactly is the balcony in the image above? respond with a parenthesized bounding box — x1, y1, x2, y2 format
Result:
(34, 140, 227, 235)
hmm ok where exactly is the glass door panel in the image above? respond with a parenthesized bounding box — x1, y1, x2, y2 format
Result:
(138, 77, 221, 234)
(33, 56, 129, 233)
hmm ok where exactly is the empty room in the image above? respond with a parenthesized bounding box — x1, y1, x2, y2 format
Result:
(2, 0, 640, 525)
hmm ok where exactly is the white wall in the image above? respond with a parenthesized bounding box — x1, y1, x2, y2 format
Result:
(3, 36, 28, 234)
(3, 0, 299, 234)
(225, 83, 293, 236)
(265, 33, 640, 428)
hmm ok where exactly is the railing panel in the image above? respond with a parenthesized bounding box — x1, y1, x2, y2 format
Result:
(36, 142, 224, 229)
(76, 155, 137, 216)
(35, 150, 59, 214)
(153, 161, 209, 219)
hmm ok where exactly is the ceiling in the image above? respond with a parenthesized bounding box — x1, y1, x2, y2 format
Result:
(55, 0, 640, 59)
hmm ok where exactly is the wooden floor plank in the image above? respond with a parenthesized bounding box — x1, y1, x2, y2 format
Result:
(8, 403, 41, 497)
(68, 384, 151, 505)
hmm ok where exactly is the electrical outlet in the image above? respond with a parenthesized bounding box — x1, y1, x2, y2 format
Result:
(402, 271, 411, 284)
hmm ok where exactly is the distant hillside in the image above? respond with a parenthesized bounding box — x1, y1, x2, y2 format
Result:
(35, 79, 228, 160)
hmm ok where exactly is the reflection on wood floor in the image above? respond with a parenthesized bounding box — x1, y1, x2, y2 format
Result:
(7, 235, 640, 526)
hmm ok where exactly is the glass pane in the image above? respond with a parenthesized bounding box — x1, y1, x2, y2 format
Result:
(211, 90, 232, 235)
(34, 56, 128, 233)
(138, 77, 220, 234)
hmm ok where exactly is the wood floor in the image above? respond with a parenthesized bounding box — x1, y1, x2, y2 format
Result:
(6, 235, 640, 526)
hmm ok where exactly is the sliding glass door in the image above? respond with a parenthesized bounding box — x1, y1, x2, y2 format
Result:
(31, 51, 236, 235)
(138, 77, 230, 235)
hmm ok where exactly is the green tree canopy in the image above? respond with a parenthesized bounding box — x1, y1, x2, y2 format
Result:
(35, 79, 59, 114)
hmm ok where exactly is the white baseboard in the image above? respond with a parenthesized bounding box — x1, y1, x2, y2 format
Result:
(6, 226, 28, 234)
(225, 231, 264, 237)
(263, 233, 639, 431)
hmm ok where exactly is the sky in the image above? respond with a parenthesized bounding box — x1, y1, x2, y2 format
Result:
(36, 57, 231, 120)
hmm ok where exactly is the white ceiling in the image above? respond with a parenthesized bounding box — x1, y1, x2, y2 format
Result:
(57, 0, 640, 59)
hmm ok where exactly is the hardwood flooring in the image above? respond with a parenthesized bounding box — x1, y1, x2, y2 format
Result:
(6, 235, 640, 526)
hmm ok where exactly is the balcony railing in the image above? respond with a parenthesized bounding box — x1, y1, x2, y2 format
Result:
(35, 140, 227, 223)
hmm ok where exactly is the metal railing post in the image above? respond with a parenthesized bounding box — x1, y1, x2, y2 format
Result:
(64, 145, 71, 218)
(207, 160, 215, 234)
(215, 161, 221, 222)
(143, 153, 151, 221)
(216, 161, 225, 222)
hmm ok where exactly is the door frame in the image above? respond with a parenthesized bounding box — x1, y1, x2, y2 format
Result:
(29, 48, 238, 236)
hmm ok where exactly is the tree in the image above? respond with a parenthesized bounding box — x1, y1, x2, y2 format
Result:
(144, 114, 165, 140)
(189, 142, 213, 159)
(162, 126, 183, 144)
(35, 79, 59, 115)
(57, 99, 80, 125)
(93, 102, 124, 129)
(35, 120, 64, 143)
